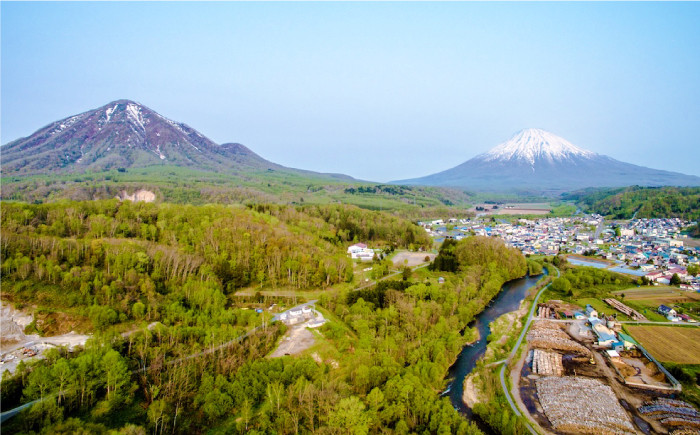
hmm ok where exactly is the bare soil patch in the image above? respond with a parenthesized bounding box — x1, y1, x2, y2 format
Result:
(391, 251, 434, 267)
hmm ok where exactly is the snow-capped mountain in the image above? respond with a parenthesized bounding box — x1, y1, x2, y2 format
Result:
(1, 100, 351, 180)
(394, 129, 700, 192)
(480, 128, 595, 165)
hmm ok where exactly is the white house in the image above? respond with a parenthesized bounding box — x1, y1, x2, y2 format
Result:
(347, 243, 368, 254)
(670, 239, 684, 248)
(348, 243, 375, 261)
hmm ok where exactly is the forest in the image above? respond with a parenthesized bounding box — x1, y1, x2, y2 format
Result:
(547, 256, 637, 298)
(565, 186, 700, 220)
(0, 165, 473, 217)
(1, 197, 528, 434)
(0, 200, 431, 331)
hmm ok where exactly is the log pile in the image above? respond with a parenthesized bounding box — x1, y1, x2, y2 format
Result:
(528, 321, 590, 355)
(603, 298, 646, 321)
(639, 398, 700, 430)
(536, 376, 636, 435)
(532, 349, 564, 376)
(671, 429, 700, 435)
(537, 305, 554, 319)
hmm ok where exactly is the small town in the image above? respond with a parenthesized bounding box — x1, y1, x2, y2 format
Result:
(421, 215, 700, 292)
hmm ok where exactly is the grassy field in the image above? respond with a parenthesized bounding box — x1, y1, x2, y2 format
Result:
(573, 297, 634, 321)
(626, 325, 700, 364)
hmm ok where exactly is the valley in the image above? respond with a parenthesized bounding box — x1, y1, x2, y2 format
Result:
(3, 2, 700, 433)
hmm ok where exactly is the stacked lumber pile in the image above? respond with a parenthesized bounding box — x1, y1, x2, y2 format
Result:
(604, 298, 646, 321)
(527, 321, 590, 355)
(536, 376, 636, 435)
(532, 349, 564, 376)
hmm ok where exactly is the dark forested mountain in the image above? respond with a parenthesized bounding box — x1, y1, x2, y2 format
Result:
(0, 100, 350, 180)
(394, 128, 700, 192)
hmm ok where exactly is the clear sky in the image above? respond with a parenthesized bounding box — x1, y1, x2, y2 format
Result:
(2, 2, 699, 181)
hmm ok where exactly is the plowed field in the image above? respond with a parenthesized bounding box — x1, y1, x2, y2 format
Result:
(627, 326, 700, 364)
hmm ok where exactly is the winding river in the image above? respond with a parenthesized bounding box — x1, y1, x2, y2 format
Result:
(444, 272, 544, 416)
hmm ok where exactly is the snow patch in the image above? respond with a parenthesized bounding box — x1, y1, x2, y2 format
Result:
(51, 115, 82, 135)
(105, 104, 118, 122)
(155, 144, 166, 160)
(125, 103, 145, 131)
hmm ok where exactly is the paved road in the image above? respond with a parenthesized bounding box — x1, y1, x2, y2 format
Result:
(594, 220, 604, 240)
(499, 265, 559, 435)
(619, 320, 699, 326)
(0, 399, 41, 423)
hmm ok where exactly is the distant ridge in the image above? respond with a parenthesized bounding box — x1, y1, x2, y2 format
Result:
(1, 100, 353, 181)
(393, 128, 700, 192)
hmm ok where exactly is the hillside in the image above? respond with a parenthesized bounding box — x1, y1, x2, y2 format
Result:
(565, 186, 700, 220)
(0, 200, 524, 434)
(0, 100, 475, 214)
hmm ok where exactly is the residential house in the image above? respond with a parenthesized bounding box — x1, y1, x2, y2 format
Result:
(657, 305, 677, 317)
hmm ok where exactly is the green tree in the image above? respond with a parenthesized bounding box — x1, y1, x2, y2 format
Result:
(102, 349, 130, 401)
(132, 301, 146, 320)
(670, 273, 682, 286)
(551, 277, 572, 293)
(402, 266, 411, 281)
(329, 396, 370, 435)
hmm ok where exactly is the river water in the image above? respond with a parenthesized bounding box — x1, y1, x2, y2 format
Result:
(444, 273, 544, 416)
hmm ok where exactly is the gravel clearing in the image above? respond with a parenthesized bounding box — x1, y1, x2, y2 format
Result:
(1, 301, 90, 374)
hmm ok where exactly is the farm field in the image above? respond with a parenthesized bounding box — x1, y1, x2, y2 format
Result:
(613, 287, 700, 302)
(613, 287, 700, 321)
(469, 202, 553, 215)
(626, 326, 700, 364)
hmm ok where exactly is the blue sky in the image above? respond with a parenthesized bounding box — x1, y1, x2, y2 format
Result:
(2, 2, 699, 181)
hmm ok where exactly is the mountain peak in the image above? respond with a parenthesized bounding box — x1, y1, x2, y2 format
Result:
(480, 128, 596, 165)
(393, 128, 700, 191)
(1, 100, 353, 180)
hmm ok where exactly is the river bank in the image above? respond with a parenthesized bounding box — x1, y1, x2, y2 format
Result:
(446, 273, 543, 415)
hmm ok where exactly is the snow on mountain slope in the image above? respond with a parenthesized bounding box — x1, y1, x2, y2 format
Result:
(1, 99, 358, 182)
(1, 100, 277, 175)
(479, 128, 596, 165)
